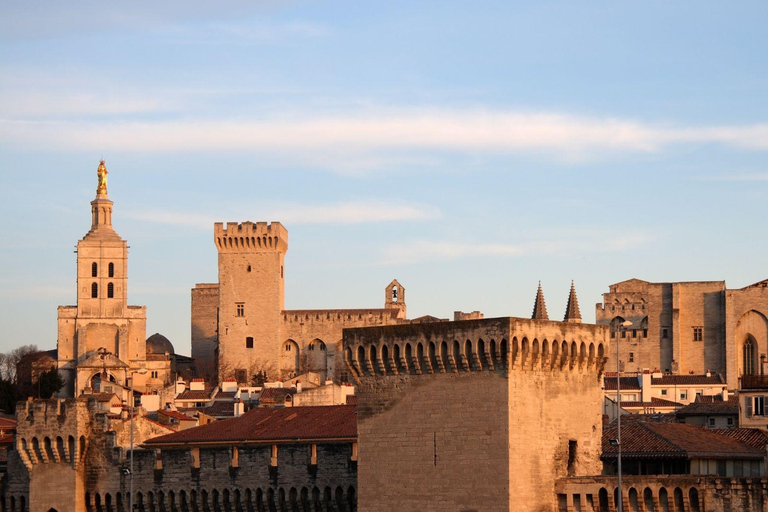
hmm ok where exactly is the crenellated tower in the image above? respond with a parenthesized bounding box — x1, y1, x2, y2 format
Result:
(214, 221, 289, 382)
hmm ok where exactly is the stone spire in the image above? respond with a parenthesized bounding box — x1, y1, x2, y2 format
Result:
(531, 281, 549, 320)
(564, 281, 582, 323)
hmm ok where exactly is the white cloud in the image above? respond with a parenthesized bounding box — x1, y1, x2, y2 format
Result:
(124, 200, 441, 228)
(1, 111, 766, 165)
(378, 231, 652, 265)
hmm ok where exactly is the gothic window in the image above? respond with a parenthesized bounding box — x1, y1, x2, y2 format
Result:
(236, 303, 245, 317)
(151, 371, 158, 379)
(92, 262, 98, 277)
(108, 262, 114, 277)
(744, 337, 756, 376)
(91, 282, 98, 298)
(285, 344, 291, 351)
(107, 283, 114, 298)
(693, 327, 703, 341)
(246, 337, 254, 349)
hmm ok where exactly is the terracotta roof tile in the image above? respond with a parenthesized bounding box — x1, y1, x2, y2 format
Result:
(651, 374, 725, 386)
(602, 422, 762, 459)
(621, 397, 682, 408)
(711, 428, 768, 449)
(675, 400, 738, 417)
(145, 405, 356, 446)
(604, 376, 641, 390)
(259, 387, 296, 403)
(176, 387, 216, 401)
(159, 410, 196, 421)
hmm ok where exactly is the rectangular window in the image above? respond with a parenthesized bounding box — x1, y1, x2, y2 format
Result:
(235, 369, 247, 383)
(151, 371, 158, 379)
(246, 336, 254, 349)
(680, 391, 688, 401)
(628, 352, 634, 362)
(746, 396, 753, 417)
(661, 328, 669, 338)
(632, 329, 637, 338)
(693, 327, 703, 341)
(661, 389, 668, 396)
(755, 396, 766, 416)
(236, 303, 245, 317)
(708, 418, 715, 427)
(727, 417, 734, 426)
(643, 329, 648, 338)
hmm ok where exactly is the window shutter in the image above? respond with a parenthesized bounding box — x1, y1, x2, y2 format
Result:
(746, 397, 753, 417)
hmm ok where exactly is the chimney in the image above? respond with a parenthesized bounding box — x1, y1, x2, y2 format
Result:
(176, 379, 187, 395)
(706, 369, 711, 378)
(641, 369, 651, 401)
(722, 387, 728, 401)
(296, 380, 302, 393)
(234, 399, 245, 418)
(190, 378, 205, 391)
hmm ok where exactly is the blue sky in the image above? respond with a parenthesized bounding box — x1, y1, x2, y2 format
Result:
(1, 2, 767, 355)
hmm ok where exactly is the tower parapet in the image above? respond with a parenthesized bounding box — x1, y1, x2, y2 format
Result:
(214, 221, 288, 253)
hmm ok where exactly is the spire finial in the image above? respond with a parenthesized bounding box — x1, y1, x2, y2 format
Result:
(564, 280, 582, 323)
(96, 159, 108, 195)
(532, 281, 549, 320)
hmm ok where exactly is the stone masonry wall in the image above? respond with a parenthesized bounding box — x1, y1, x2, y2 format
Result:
(347, 317, 609, 512)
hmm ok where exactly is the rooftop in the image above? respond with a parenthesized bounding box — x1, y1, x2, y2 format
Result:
(144, 405, 356, 446)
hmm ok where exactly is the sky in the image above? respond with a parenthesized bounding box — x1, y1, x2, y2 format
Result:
(1, 1, 767, 356)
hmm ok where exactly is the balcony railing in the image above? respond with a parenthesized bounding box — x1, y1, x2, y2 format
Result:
(740, 374, 768, 390)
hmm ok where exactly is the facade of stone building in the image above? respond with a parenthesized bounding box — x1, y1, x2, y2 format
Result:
(56, 162, 172, 400)
(344, 316, 610, 512)
(595, 278, 768, 389)
(191, 220, 409, 384)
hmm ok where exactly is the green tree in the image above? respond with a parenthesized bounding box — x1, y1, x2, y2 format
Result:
(35, 368, 65, 399)
(0, 378, 23, 414)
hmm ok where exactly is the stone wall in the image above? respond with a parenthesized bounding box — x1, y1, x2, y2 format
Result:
(191, 283, 219, 378)
(346, 317, 609, 512)
(556, 474, 768, 512)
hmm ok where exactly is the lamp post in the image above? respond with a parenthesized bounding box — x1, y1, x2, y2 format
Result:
(128, 368, 147, 512)
(616, 319, 632, 512)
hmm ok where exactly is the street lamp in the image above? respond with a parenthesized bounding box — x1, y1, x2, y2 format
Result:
(616, 319, 632, 512)
(128, 368, 147, 512)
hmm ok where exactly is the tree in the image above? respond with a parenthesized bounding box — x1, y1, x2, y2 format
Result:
(35, 368, 65, 399)
(250, 370, 269, 387)
(0, 344, 38, 382)
(0, 377, 23, 414)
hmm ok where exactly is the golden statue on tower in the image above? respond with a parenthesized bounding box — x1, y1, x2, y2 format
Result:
(97, 160, 108, 194)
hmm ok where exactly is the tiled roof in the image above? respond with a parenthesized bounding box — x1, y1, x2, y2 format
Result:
(216, 391, 237, 400)
(651, 374, 725, 385)
(0, 418, 17, 431)
(159, 410, 196, 421)
(604, 376, 641, 390)
(711, 428, 768, 449)
(621, 397, 682, 408)
(259, 387, 296, 403)
(144, 405, 356, 446)
(675, 400, 738, 417)
(176, 387, 216, 401)
(602, 422, 762, 459)
(0, 434, 13, 445)
(204, 401, 236, 418)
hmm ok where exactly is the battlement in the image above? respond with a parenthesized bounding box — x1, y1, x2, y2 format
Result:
(14, 398, 109, 471)
(214, 221, 288, 253)
(343, 317, 610, 379)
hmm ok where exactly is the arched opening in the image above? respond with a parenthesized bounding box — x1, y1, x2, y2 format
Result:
(500, 339, 508, 367)
(107, 282, 114, 298)
(521, 338, 529, 367)
(404, 344, 414, 374)
(588, 343, 595, 365)
(280, 340, 301, 379)
(381, 344, 391, 373)
(464, 340, 473, 370)
(453, 341, 462, 371)
(440, 342, 451, 372)
(689, 488, 700, 512)
(643, 488, 655, 512)
(44, 437, 54, 461)
(551, 340, 560, 369)
(489, 339, 498, 365)
(598, 488, 609, 512)
(300, 488, 309, 512)
(369, 345, 379, 374)
(744, 335, 757, 376)
(428, 342, 438, 372)
(511, 338, 519, 366)
(334, 487, 345, 512)
(673, 488, 684, 512)
(394, 344, 405, 373)
(477, 339, 487, 369)
(531, 339, 540, 367)
(570, 341, 578, 367)
(91, 282, 98, 298)
(347, 487, 356, 512)
(561, 341, 569, 368)
(92, 262, 98, 277)
(108, 262, 114, 277)
(417, 343, 427, 373)
(542, 340, 550, 368)
(628, 488, 639, 512)
(658, 487, 669, 512)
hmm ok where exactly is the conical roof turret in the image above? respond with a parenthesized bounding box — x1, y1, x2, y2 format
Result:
(564, 280, 582, 323)
(531, 281, 549, 320)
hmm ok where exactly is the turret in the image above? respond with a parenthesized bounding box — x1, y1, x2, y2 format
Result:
(564, 281, 582, 324)
(385, 279, 406, 318)
(531, 281, 549, 320)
